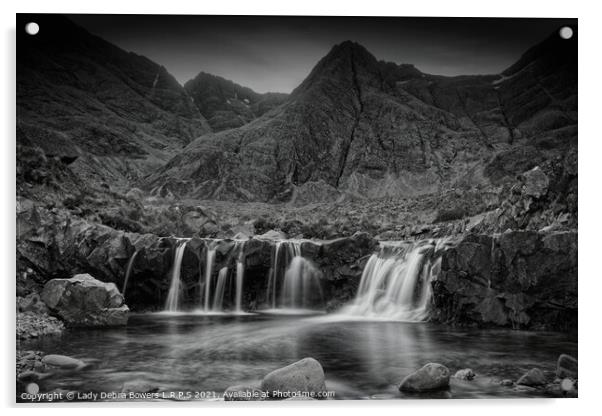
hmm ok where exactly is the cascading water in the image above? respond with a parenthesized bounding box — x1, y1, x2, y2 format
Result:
(212, 267, 229, 311)
(341, 239, 448, 321)
(202, 245, 217, 312)
(165, 240, 188, 312)
(280, 256, 323, 309)
(235, 257, 245, 313)
(122, 249, 139, 297)
(265, 240, 324, 311)
(266, 241, 284, 309)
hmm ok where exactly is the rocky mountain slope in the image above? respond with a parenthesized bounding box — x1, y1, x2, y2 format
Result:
(184, 72, 288, 131)
(147, 33, 576, 206)
(17, 14, 211, 192)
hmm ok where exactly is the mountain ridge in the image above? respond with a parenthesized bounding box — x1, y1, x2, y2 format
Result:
(17, 14, 211, 191)
(184, 71, 288, 132)
(146, 32, 576, 204)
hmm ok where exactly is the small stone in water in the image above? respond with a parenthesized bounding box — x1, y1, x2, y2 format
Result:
(453, 368, 475, 380)
(516, 368, 546, 386)
(560, 378, 575, 392)
(399, 363, 451, 392)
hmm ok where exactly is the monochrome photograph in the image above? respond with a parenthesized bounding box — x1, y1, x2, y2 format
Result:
(15, 13, 577, 402)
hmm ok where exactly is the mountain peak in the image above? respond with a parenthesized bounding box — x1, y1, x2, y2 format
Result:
(326, 40, 376, 62)
(291, 40, 380, 97)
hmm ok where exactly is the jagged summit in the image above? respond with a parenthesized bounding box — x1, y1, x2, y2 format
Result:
(147, 29, 576, 204)
(291, 40, 381, 97)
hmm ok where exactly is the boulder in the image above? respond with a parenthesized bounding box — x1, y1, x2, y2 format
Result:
(453, 368, 475, 380)
(41, 273, 129, 327)
(556, 354, 578, 379)
(261, 358, 326, 399)
(522, 166, 549, 198)
(517, 368, 546, 386)
(399, 363, 450, 392)
(223, 385, 265, 401)
(42, 354, 86, 369)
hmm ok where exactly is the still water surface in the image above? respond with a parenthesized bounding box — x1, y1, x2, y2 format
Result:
(20, 312, 577, 400)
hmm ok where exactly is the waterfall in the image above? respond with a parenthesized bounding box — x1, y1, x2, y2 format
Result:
(266, 241, 284, 309)
(233, 240, 247, 313)
(212, 267, 229, 311)
(235, 259, 245, 312)
(280, 256, 323, 309)
(341, 239, 448, 321)
(165, 240, 188, 312)
(122, 250, 139, 297)
(202, 245, 217, 312)
(264, 240, 324, 311)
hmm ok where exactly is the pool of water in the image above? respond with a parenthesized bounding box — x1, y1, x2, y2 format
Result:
(18, 312, 577, 401)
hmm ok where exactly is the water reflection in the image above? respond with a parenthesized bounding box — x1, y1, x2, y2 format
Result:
(20, 314, 577, 400)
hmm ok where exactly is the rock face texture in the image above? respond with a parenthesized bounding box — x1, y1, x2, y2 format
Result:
(17, 14, 211, 190)
(16, 201, 378, 312)
(147, 33, 576, 204)
(41, 274, 129, 326)
(432, 230, 577, 330)
(185, 72, 288, 131)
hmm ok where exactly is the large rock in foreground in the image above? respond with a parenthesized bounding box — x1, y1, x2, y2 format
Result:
(261, 358, 327, 399)
(41, 274, 129, 327)
(399, 363, 451, 392)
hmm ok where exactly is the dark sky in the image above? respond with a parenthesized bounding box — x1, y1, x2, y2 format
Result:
(69, 15, 576, 94)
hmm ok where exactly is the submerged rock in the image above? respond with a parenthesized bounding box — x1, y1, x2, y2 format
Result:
(223, 385, 265, 401)
(453, 368, 475, 380)
(261, 358, 326, 399)
(556, 354, 578, 379)
(517, 368, 546, 386)
(41, 273, 129, 327)
(42, 354, 86, 369)
(399, 363, 450, 392)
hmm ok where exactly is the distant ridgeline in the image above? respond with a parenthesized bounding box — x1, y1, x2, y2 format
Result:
(17, 14, 576, 205)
